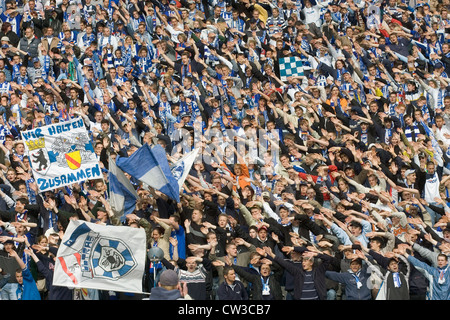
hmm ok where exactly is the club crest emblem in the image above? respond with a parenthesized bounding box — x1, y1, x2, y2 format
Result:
(65, 150, 82, 170)
(171, 160, 185, 181)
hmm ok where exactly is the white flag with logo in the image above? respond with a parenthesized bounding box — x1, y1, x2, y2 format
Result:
(170, 148, 200, 191)
(53, 220, 147, 294)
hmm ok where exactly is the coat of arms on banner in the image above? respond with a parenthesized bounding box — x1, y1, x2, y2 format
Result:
(58, 222, 138, 285)
(28, 138, 50, 175)
(51, 133, 96, 170)
(26, 132, 96, 175)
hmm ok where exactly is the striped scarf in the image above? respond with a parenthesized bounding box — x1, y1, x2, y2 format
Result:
(385, 127, 392, 144)
(404, 124, 420, 142)
(361, 130, 368, 146)
(437, 89, 446, 109)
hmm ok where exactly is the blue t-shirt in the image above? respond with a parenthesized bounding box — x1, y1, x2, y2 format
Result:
(170, 225, 186, 260)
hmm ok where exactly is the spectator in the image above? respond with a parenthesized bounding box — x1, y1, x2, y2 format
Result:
(216, 265, 248, 300)
(325, 250, 373, 300)
(9, 247, 40, 300)
(261, 245, 335, 300)
(148, 269, 192, 300)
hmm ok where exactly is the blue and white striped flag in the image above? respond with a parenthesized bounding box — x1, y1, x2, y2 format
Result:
(292, 165, 307, 173)
(116, 144, 180, 202)
(108, 157, 139, 222)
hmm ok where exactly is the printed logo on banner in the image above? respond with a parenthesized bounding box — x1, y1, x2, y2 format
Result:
(27, 138, 50, 175)
(51, 132, 95, 170)
(59, 223, 138, 285)
(65, 150, 82, 170)
(25, 130, 96, 175)
(171, 160, 185, 181)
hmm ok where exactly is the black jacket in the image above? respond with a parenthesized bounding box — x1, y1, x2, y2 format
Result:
(270, 246, 334, 300)
(232, 264, 283, 300)
(217, 280, 248, 300)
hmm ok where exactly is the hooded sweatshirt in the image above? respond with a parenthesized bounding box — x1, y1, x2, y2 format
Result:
(149, 287, 186, 300)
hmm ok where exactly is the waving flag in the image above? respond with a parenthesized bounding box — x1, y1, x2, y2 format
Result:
(108, 158, 139, 222)
(170, 148, 200, 192)
(279, 56, 304, 82)
(53, 220, 147, 293)
(116, 144, 180, 202)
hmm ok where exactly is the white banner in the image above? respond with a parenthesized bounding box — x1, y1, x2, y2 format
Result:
(53, 220, 147, 293)
(22, 117, 102, 192)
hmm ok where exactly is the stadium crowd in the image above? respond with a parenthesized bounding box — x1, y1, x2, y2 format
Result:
(0, 0, 449, 301)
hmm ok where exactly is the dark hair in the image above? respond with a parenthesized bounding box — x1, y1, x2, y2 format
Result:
(223, 265, 234, 277)
(16, 197, 29, 206)
(438, 253, 448, 261)
(351, 258, 363, 265)
(1, 22, 11, 33)
(349, 221, 362, 229)
(370, 236, 385, 248)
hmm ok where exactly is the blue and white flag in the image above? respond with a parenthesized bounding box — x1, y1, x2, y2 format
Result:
(53, 220, 147, 293)
(108, 157, 139, 222)
(170, 148, 200, 192)
(292, 165, 307, 173)
(279, 56, 304, 82)
(116, 144, 180, 202)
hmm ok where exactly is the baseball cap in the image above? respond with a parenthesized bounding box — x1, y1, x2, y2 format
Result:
(1, 36, 9, 42)
(405, 169, 415, 177)
(159, 269, 179, 286)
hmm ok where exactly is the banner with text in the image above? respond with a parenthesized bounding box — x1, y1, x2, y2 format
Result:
(53, 220, 147, 293)
(22, 117, 102, 192)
